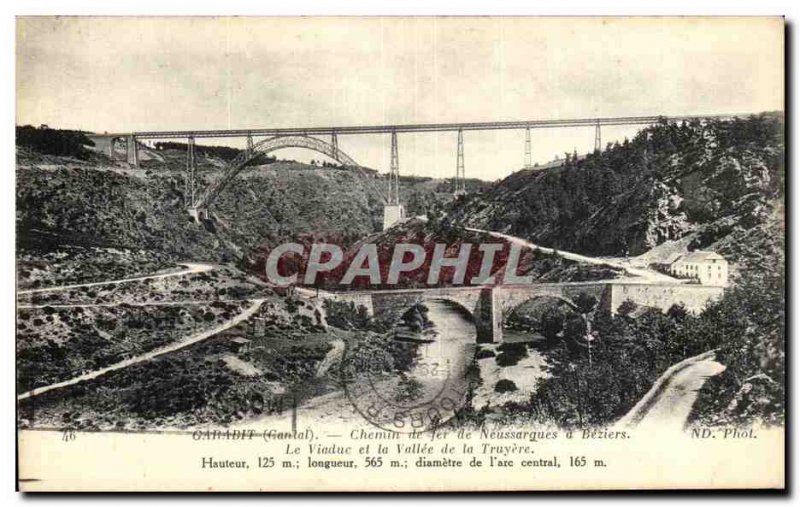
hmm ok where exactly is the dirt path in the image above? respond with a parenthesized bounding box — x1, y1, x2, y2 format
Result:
(18, 262, 215, 295)
(616, 350, 726, 431)
(314, 339, 344, 377)
(17, 298, 265, 401)
(18, 299, 253, 310)
(468, 228, 678, 283)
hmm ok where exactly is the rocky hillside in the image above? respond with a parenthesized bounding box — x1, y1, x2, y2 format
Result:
(444, 113, 784, 271)
(246, 217, 624, 291)
(17, 114, 784, 278)
(16, 147, 461, 270)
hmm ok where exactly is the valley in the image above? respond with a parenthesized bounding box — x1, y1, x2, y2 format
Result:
(15, 114, 785, 432)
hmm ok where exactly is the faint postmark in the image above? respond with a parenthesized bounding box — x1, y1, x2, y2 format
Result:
(339, 339, 469, 433)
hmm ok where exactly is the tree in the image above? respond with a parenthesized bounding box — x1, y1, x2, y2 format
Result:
(574, 292, 598, 314)
(666, 303, 689, 321)
(616, 300, 638, 318)
(16, 125, 95, 159)
(563, 313, 587, 343)
(541, 307, 565, 343)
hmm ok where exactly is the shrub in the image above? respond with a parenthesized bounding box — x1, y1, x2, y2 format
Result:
(495, 343, 528, 367)
(616, 299, 638, 317)
(573, 292, 598, 314)
(476, 349, 496, 360)
(495, 379, 518, 393)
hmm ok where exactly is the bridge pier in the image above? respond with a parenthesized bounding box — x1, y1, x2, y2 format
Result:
(594, 121, 602, 152)
(96, 137, 110, 159)
(382, 131, 407, 229)
(475, 287, 502, 343)
(245, 134, 254, 158)
(331, 132, 338, 160)
(85, 134, 117, 160)
(454, 129, 466, 196)
(388, 130, 400, 203)
(126, 135, 139, 166)
(524, 127, 532, 168)
(382, 204, 406, 230)
(186, 137, 196, 206)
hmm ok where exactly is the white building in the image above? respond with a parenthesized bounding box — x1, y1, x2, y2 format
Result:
(669, 251, 728, 286)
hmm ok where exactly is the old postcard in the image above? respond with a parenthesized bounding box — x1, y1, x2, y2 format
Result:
(15, 16, 785, 491)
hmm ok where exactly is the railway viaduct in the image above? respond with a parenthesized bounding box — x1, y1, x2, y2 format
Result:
(85, 113, 744, 230)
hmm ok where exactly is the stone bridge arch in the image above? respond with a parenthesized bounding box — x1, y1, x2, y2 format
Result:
(368, 290, 480, 327)
(396, 296, 478, 326)
(323, 283, 611, 344)
(421, 289, 482, 319)
(422, 297, 477, 322)
(500, 293, 578, 343)
(495, 283, 609, 319)
(191, 135, 386, 214)
(499, 292, 578, 321)
(389, 296, 479, 344)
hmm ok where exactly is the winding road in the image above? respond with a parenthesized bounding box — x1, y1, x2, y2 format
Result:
(17, 298, 265, 401)
(17, 299, 253, 310)
(467, 228, 678, 283)
(617, 350, 726, 431)
(18, 262, 215, 295)
(16, 262, 266, 402)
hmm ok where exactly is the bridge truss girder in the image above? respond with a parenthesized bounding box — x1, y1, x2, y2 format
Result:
(130, 113, 746, 140)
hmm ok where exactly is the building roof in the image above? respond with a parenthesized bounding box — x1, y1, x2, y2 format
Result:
(672, 251, 726, 264)
(662, 252, 684, 264)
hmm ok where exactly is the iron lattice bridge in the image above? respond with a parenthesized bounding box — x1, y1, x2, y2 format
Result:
(129, 114, 743, 139)
(87, 113, 751, 219)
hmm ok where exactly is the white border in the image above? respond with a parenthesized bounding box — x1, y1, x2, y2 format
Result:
(3, 1, 795, 504)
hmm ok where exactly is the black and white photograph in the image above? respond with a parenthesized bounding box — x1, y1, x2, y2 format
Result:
(13, 15, 785, 491)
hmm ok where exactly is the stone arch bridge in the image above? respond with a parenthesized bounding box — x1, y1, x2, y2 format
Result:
(315, 281, 724, 343)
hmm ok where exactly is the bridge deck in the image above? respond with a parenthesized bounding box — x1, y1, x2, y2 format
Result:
(94, 113, 751, 139)
(304, 277, 695, 297)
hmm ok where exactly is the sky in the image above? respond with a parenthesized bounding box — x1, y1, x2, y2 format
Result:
(16, 17, 784, 181)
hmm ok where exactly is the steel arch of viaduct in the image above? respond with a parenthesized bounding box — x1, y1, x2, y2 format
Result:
(192, 135, 384, 213)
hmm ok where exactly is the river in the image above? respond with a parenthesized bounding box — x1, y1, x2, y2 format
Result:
(230, 299, 479, 431)
(402, 299, 477, 402)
